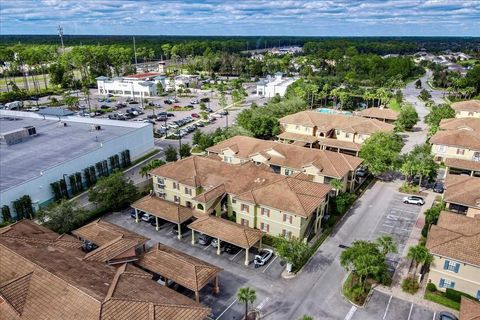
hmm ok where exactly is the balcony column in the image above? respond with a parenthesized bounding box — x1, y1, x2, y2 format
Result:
(216, 239, 221, 255)
(135, 208, 139, 223)
(191, 230, 195, 245)
(244, 248, 249, 266)
(177, 223, 182, 240)
(155, 216, 159, 231)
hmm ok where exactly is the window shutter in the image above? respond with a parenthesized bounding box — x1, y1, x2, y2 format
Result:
(454, 263, 460, 273)
(289, 215, 293, 224)
(267, 210, 270, 217)
(439, 279, 445, 288)
(261, 208, 264, 216)
(443, 260, 449, 270)
(261, 222, 264, 230)
(450, 281, 455, 289)
(476, 290, 480, 300)
(267, 224, 269, 232)
(283, 214, 286, 222)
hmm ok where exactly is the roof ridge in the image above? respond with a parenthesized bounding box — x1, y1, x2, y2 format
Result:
(105, 263, 126, 300)
(428, 226, 464, 250)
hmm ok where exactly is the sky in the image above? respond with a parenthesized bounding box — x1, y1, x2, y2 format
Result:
(1, 0, 479, 36)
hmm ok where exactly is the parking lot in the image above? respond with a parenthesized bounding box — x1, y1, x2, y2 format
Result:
(103, 210, 285, 319)
(352, 290, 435, 320)
(370, 193, 422, 272)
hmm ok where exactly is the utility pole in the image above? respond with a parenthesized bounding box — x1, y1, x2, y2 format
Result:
(57, 25, 65, 52)
(133, 36, 138, 65)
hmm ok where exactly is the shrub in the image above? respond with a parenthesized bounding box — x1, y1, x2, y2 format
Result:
(399, 183, 419, 194)
(332, 192, 356, 215)
(445, 288, 477, 303)
(426, 282, 437, 292)
(402, 277, 420, 294)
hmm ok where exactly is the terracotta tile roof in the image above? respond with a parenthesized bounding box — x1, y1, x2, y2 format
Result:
(276, 131, 319, 143)
(460, 297, 480, 320)
(356, 107, 399, 121)
(188, 215, 263, 248)
(235, 177, 331, 218)
(445, 158, 480, 171)
(279, 111, 394, 134)
(317, 137, 362, 151)
(444, 174, 480, 208)
(83, 237, 139, 263)
(132, 195, 194, 224)
(430, 130, 480, 150)
(0, 222, 210, 320)
(440, 118, 480, 132)
(452, 100, 480, 113)
(426, 211, 480, 267)
(193, 184, 226, 203)
(136, 244, 222, 292)
(206, 136, 362, 178)
(72, 218, 149, 246)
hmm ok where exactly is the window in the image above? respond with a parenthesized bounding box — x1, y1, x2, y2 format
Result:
(443, 260, 460, 273)
(185, 187, 192, 195)
(295, 125, 300, 130)
(335, 129, 340, 135)
(260, 223, 269, 232)
(345, 133, 350, 138)
(456, 148, 465, 155)
(304, 127, 309, 132)
(174, 196, 180, 203)
(261, 208, 270, 217)
(358, 134, 363, 140)
(186, 201, 192, 208)
(283, 213, 293, 224)
(285, 169, 294, 176)
(172, 182, 177, 189)
(241, 204, 249, 213)
(224, 156, 233, 163)
(477, 290, 480, 300)
(157, 177, 164, 185)
(232, 199, 236, 204)
(197, 204, 204, 210)
(241, 218, 249, 227)
(282, 229, 292, 238)
(439, 278, 455, 289)
(437, 145, 446, 153)
(468, 112, 474, 116)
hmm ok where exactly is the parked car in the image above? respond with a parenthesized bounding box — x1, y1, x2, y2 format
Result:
(190, 99, 199, 104)
(172, 223, 190, 235)
(403, 196, 425, 206)
(219, 110, 229, 116)
(157, 115, 168, 121)
(100, 104, 110, 109)
(436, 312, 458, 320)
(167, 113, 175, 117)
(164, 99, 173, 105)
(116, 103, 127, 108)
(141, 213, 153, 222)
(130, 210, 143, 219)
(211, 238, 224, 248)
(254, 249, 274, 267)
(432, 181, 444, 193)
(200, 97, 210, 103)
(198, 233, 212, 245)
(129, 101, 139, 104)
(206, 107, 213, 113)
(81, 240, 98, 253)
(356, 168, 368, 178)
(224, 243, 241, 254)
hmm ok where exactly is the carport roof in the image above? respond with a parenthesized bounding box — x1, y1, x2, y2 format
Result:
(445, 158, 480, 172)
(460, 296, 480, 320)
(136, 243, 222, 292)
(188, 215, 263, 249)
(132, 195, 193, 224)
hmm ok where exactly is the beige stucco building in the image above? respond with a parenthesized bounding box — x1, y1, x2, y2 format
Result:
(148, 156, 331, 240)
(206, 136, 363, 193)
(430, 126, 480, 163)
(277, 111, 394, 156)
(452, 100, 480, 119)
(443, 174, 480, 218)
(426, 212, 480, 298)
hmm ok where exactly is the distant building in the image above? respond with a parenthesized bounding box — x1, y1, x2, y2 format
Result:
(452, 100, 480, 119)
(134, 60, 166, 73)
(356, 107, 399, 124)
(256, 72, 296, 98)
(96, 72, 166, 98)
(0, 110, 154, 217)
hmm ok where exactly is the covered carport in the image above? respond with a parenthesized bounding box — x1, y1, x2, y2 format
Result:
(132, 195, 193, 239)
(188, 215, 264, 266)
(136, 243, 222, 303)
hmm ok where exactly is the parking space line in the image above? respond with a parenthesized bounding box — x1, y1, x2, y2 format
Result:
(230, 249, 243, 261)
(407, 303, 413, 320)
(262, 255, 278, 273)
(432, 312, 436, 320)
(203, 244, 212, 250)
(216, 298, 237, 320)
(344, 306, 357, 320)
(383, 295, 392, 320)
(256, 297, 270, 310)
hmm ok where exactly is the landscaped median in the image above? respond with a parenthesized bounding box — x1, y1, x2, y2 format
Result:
(424, 285, 477, 311)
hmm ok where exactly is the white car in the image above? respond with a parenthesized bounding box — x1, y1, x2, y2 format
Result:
(254, 249, 273, 267)
(403, 196, 425, 206)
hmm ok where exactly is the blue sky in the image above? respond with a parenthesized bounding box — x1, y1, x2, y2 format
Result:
(1, 0, 479, 36)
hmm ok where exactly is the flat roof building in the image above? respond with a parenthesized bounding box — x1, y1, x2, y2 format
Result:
(256, 73, 296, 98)
(0, 110, 154, 218)
(96, 72, 166, 98)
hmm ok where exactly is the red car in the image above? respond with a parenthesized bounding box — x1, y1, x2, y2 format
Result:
(191, 113, 200, 118)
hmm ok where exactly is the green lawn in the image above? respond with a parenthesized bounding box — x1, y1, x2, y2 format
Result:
(388, 99, 401, 112)
(424, 291, 460, 310)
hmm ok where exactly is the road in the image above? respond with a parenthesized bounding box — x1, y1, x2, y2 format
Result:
(401, 70, 446, 154)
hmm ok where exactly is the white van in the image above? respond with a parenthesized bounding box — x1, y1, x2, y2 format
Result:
(5, 101, 23, 110)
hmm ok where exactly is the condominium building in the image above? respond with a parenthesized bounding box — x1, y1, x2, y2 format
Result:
(355, 107, 399, 124)
(146, 156, 331, 240)
(277, 111, 394, 156)
(426, 212, 480, 298)
(452, 100, 480, 119)
(443, 174, 480, 218)
(206, 135, 363, 192)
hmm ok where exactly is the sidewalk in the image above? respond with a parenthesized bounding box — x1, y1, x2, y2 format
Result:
(375, 190, 459, 315)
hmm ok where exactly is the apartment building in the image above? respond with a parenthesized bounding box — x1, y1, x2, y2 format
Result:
(430, 127, 480, 163)
(148, 156, 331, 239)
(206, 135, 363, 192)
(444, 174, 480, 218)
(356, 107, 399, 124)
(452, 100, 480, 119)
(426, 212, 480, 298)
(277, 111, 394, 156)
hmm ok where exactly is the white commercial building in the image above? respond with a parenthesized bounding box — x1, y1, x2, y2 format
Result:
(0, 110, 154, 218)
(96, 72, 166, 98)
(256, 72, 296, 98)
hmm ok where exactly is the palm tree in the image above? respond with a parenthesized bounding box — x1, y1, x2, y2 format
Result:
(330, 179, 343, 196)
(237, 287, 256, 320)
(407, 245, 433, 276)
(375, 235, 397, 257)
